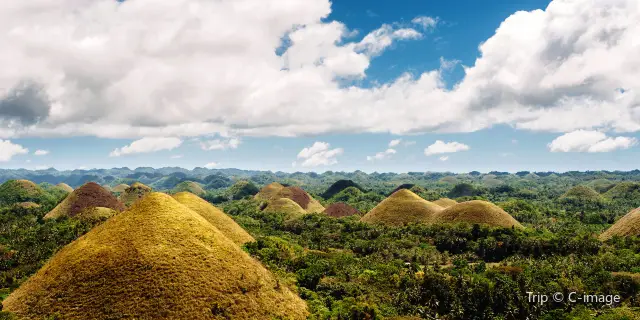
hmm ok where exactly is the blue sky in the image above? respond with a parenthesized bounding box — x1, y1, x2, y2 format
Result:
(1, 0, 639, 173)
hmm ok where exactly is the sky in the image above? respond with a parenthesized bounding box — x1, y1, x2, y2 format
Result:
(1, 0, 640, 173)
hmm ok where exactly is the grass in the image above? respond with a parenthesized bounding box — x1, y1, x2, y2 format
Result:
(172, 191, 255, 246)
(172, 181, 205, 196)
(600, 208, 640, 241)
(0, 180, 47, 206)
(360, 189, 443, 226)
(263, 198, 307, 219)
(560, 185, 602, 201)
(433, 198, 457, 208)
(433, 200, 524, 229)
(111, 184, 129, 193)
(323, 202, 361, 218)
(3, 192, 308, 320)
(119, 182, 152, 207)
(256, 183, 324, 214)
(603, 182, 640, 200)
(255, 182, 286, 201)
(44, 182, 125, 220)
(55, 183, 74, 193)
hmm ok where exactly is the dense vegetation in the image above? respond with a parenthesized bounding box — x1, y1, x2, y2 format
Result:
(0, 169, 639, 319)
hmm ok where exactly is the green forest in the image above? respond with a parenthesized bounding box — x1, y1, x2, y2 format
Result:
(0, 169, 639, 319)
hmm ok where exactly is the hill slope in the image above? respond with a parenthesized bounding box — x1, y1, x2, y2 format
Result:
(44, 182, 125, 220)
(256, 183, 324, 214)
(324, 202, 361, 218)
(3, 193, 308, 320)
(55, 183, 74, 193)
(322, 180, 365, 199)
(433, 198, 457, 208)
(560, 185, 602, 201)
(0, 180, 47, 206)
(172, 181, 205, 196)
(433, 200, 523, 229)
(600, 208, 640, 241)
(360, 189, 443, 226)
(173, 192, 254, 245)
(118, 182, 152, 207)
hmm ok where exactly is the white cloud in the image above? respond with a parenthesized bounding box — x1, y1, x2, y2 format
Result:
(110, 137, 182, 157)
(439, 156, 449, 161)
(389, 139, 402, 147)
(200, 137, 241, 151)
(297, 141, 343, 167)
(424, 140, 470, 156)
(34, 149, 49, 156)
(204, 162, 219, 169)
(0, 0, 638, 140)
(0, 139, 28, 161)
(403, 140, 416, 146)
(170, 154, 183, 159)
(411, 16, 438, 30)
(366, 148, 396, 161)
(548, 130, 637, 153)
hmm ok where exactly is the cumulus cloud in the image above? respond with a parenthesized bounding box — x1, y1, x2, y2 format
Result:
(0, 0, 638, 140)
(204, 162, 219, 169)
(34, 149, 49, 156)
(389, 139, 402, 147)
(200, 137, 241, 151)
(0, 139, 28, 161)
(110, 137, 182, 157)
(297, 141, 343, 167)
(548, 130, 637, 153)
(366, 148, 396, 161)
(424, 140, 469, 156)
(411, 16, 438, 30)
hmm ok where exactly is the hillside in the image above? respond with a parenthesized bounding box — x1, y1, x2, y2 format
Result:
(44, 182, 125, 220)
(111, 183, 129, 193)
(2, 193, 308, 320)
(263, 198, 307, 218)
(360, 189, 443, 226)
(55, 183, 74, 193)
(433, 198, 457, 208)
(172, 181, 205, 196)
(600, 208, 640, 241)
(256, 183, 324, 213)
(0, 180, 47, 206)
(323, 202, 361, 218)
(322, 180, 365, 199)
(603, 182, 640, 200)
(173, 192, 254, 245)
(118, 182, 152, 207)
(560, 185, 603, 201)
(433, 200, 523, 229)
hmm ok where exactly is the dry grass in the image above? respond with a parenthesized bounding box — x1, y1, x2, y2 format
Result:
(112, 184, 129, 193)
(3, 192, 308, 320)
(14, 202, 40, 209)
(255, 182, 285, 201)
(263, 198, 307, 219)
(600, 208, 640, 241)
(433, 200, 523, 229)
(433, 198, 457, 208)
(360, 189, 443, 226)
(173, 181, 206, 196)
(55, 183, 74, 193)
(323, 203, 361, 218)
(44, 182, 125, 220)
(119, 182, 152, 207)
(14, 180, 39, 193)
(173, 192, 254, 245)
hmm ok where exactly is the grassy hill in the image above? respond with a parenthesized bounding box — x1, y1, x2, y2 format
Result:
(0, 180, 48, 206)
(323, 202, 361, 218)
(560, 185, 603, 201)
(3, 193, 308, 320)
(433, 200, 523, 229)
(118, 182, 152, 207)
(173, 192, 254, 245)
(322, 180, 365, 199)
(600, 208, 640, 241)
(360, 189, 443, 226)
(44, 182, 125, 220)
(433, 198, 457, 208)
(172, 181, 205, 196)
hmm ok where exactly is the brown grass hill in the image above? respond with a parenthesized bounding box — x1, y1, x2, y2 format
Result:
(44, 182, 125, 220)
(256, 183, 324, 213)
(263, 198, 308, 219)
(432, 200, 523, 229)
(360, 189, 443, 226)
(560, 185, 603, 202)
(55, 183, 74, 193)
(111, 183, 129, 193)
(2, 193, 308, 320)
(600, 207, 640, 241)
(433, 198, 457, 208)
(255, 182, 286, 201)
(173, 192, 254, 245)
(603, 182, 640, 200)
(172, 181, 206, 196)
(0, 179, 47, 206)
(119, 182, 152, 207)
(323, 202, 361, 218)
(388, 184, 426, 197)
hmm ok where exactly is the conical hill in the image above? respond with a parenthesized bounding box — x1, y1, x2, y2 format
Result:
(433, 200, 523, 228)
(360, 189, 443, 226)
(600, 208, 640, 241)
(3, 192, 308, 320)
(173, 192, 254, 245)
(44, 182, 125, 220)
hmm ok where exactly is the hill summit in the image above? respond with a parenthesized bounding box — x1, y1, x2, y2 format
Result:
(118, 182, 152, 207)
(600, 207, 640, 241)
(0, 179, 47, 206)
(323, 202, 361, 218)
(44, 182, 125, 220)
(360, 189, 443, 226)
(256, 183, 325, 214)
(433, 200, 523, 229)
(173, 192, 254, 245)
(55, 183, 74, 193)
(3, 192, 308, 320)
